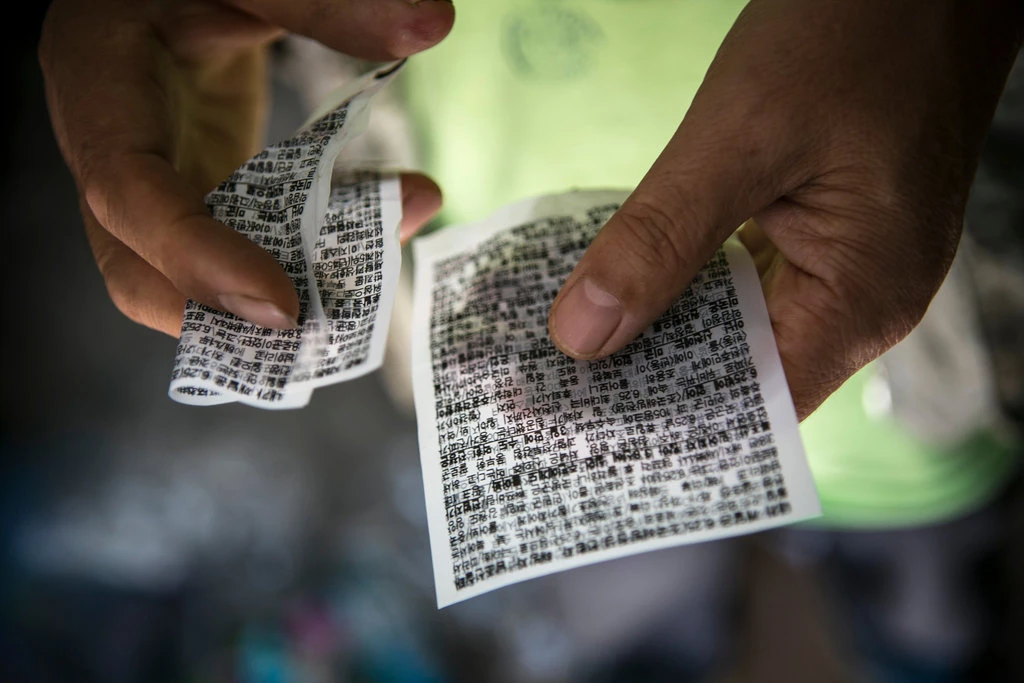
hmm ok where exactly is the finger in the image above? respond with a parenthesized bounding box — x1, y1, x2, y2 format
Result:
(158, 2, 286, 63)
(225, 0, 455, 61)
(82, 202, 188, 337)
(86, 152, 304, 329)
(82, 173, 443, 337)
(398, 172, 443, 243)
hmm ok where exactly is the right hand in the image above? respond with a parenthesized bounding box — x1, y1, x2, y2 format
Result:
(39, 0, 455, 336)
(547, 0, 1022, 419)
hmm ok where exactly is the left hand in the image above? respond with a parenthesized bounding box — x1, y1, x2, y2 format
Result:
(39, 0, 454, 336)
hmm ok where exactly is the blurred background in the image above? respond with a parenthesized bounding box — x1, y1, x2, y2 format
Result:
(4, 3, 1024, 682)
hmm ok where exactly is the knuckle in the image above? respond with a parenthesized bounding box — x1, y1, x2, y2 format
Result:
(611, 198, 697, 283)
(834, 242, 950, 349)
(96, 253, 142, 324)
(80, 165, 118, 234)
(799, 201, 959, 355)
(828, 273, 927, 362)
(772, 285, 876, 418)
(91, 238, 161, 330)
(291, 0, 367, 55)
(102, 261, 180, 334)
(80, 152, 146, 239)
(870, 284, 933, 348)
(782, 285, 862, 367)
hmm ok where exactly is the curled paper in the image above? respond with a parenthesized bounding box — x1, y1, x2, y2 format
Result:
(169, 64, 404, 409)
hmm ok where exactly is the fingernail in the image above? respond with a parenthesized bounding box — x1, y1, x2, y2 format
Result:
(217, 294, 298, 329)
(551, 277, 622, 357)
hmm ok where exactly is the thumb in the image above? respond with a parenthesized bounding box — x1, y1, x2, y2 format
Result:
(545, 0, 824, 362)
(548, 102, 801, 359)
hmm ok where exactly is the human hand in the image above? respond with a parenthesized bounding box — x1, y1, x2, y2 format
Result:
(40, 0, 454, 337)
(548, 0, 1023, 419)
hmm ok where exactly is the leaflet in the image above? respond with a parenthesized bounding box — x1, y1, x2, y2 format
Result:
(412, 191, 820, 607)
